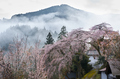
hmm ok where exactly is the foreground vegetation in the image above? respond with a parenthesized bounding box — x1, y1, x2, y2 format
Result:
(0, 23, 120, 79)
(82, 69, 97, 79)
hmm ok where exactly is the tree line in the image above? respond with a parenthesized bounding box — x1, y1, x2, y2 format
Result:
(45, 26, 67, 45)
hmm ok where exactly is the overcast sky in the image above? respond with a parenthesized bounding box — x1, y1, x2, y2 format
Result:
(0, 0, 120, 19)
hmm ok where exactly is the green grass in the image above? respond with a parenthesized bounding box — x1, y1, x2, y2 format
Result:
(82, 69, 97, 79)
(93, 74, 100, 79)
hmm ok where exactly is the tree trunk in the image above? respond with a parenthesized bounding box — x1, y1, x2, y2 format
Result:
(77, 62, 82, 79)
(65, 72, 70, 79)
(98, 49, 101, 56)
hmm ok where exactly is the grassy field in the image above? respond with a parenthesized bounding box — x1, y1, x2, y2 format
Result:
(82, 69, 100, 79)
(93, 73, 100, 79)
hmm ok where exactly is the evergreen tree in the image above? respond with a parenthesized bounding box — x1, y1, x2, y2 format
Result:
(72, 54, 93, 78)
(54, 31, 58, 35)
(58, 26, 67, 40)
(45, 32, 54, 45)
(43, 27, 46, 30)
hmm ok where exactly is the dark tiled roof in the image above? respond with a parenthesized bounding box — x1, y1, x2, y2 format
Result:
(107, 59, 120, 76)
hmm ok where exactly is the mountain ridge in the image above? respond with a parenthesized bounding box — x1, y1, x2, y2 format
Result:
(11, 4, 94, 19)
(0, 4, 120, 50)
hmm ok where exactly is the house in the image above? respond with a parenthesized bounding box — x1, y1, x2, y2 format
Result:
(65, 72, 76, 79)
(99, 60, 120, 79)
(86, 50, 100, 68)
(105, 60, 120, 79)
(98, 68, 107, 79)
(86, 50, 99, 57)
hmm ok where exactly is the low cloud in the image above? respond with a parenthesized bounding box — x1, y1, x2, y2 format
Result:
(0, 5, 120, 50)
(0, 25, 58, 50)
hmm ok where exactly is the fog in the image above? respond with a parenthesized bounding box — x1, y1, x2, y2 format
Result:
(0, 5, 120, 50)
(0, 25, 58, 50)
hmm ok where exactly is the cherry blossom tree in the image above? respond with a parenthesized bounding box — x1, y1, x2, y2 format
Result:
(41, 28, 90, 79)
(3, 37, 29, 78)
(89, 23, 115, 56)
(89, 23, 120, 70)
(0, 36, 46, 79)
(0, 48, 13, 79)
(104, 32, 120, 59)
(1, 28, 91, 79)
(1, 22, 120, 79)
(5, 37, 47, 79)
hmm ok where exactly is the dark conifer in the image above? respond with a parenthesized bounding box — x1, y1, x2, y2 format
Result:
(45, 32, 54, 45)
(58, 26, 67, 40)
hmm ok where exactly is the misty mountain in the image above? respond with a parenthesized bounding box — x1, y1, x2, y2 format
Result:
(7, 4, 120, 32)
(11, 4, 94, 20)
(0, 4, 120, 50)
(1, 4, 98, 33)
(0, 25, 58, 50)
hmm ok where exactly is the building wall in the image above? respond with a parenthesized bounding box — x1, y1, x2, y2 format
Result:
(65, 72, 76, 79)
(108, 74, 116, 79)
(101, 72, 107, 79)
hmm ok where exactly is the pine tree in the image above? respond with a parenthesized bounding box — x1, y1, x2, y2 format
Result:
(45, 32, 54, 45)
(58, 26, 67, 40)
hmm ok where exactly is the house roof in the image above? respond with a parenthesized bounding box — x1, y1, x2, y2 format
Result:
(98, 68, 106, 74)
(106, 59, 120, 76)
(99, 68, 106, 72)
(86, 50, 99, 56)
